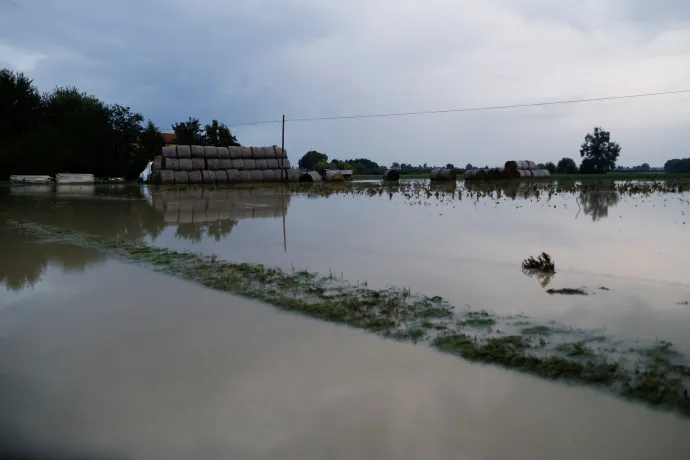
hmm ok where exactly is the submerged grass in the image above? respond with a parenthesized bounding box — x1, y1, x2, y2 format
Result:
(546, 288, 588, 296)
(5, 219, 690, 417)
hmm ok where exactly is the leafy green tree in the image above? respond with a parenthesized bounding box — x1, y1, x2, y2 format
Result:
(557, 157, 578, 174)
(445, 163, 455, 169)
(391, 162, 400, 169)
(139, 120, 165, 160)
(465, 163, 473, 170)
(298, 150, 328, 170)
(544, 162, 556, 174)
(579, 127, 621, 173)
(204, 119, 240, 147)
(0, 69, 42, 152)
(108, 104, 146, 178)
(664, 158, 690, 173)
(173, 117, 206, 145)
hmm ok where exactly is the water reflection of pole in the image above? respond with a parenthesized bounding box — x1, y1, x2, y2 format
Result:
(281, 114, 287, 251)
(281, 185, 287, 252)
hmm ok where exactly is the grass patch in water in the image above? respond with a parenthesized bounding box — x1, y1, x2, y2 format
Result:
(546, 288, 588, 296)
(6, 219, 690, 418)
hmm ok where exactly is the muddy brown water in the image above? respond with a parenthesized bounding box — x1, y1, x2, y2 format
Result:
(1, 183, 690, 459)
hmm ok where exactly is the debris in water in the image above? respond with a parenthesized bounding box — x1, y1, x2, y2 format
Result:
(546, 288, 588, 296)
(521, 252, 555, 272)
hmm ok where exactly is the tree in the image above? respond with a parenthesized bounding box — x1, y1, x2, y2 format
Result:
(446, 163, 455, 170)
(172, 117, 206, 145)
(391, 162, 400, 169)
(204, 119, 239, 147)
(465, 163, 473, 170)
(544, 162, 556, 174)
(579, 126, 621, 173)
(108, 104, 146, 178)
(139, 120, 165, 160)
(664, 158, 690, 173)
(298, 150, 328, 170)
(0, 69, 42, 152)
(557, 157, 578, 174)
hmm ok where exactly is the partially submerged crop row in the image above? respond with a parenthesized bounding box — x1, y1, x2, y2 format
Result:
(6, 219, 690, 417)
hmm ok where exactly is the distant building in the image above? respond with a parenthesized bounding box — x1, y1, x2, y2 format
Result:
(161, 133, 177, 146)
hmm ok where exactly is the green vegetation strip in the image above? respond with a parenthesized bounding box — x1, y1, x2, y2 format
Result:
(6, 219, 690, 417)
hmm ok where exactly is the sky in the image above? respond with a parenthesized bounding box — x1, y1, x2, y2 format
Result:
(1, 0, 690, 168)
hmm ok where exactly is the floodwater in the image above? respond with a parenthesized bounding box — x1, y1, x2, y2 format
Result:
(1, 182, 690, 459)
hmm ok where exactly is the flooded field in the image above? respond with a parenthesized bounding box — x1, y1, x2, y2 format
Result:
(1, 180, 690, 459)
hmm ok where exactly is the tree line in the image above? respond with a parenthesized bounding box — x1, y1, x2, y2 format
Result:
(0, 69, 241, 180)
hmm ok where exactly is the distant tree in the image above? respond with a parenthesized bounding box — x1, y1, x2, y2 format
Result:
(465, 163, 473, 170)
(172, 117, 206, 145)
(139, 120, 165, 160)
(298, 150, 328, 170)
(445, 163, 455, 169)
(579, 126, 621, 173)
(664, 158, 690, 173)
(204, 119, 239, 147)
(108, 104, 146, 178)
(556, 157, 578, 174)
(0, 69, 42, 151)
(423, 162, 427, 168)
(537, 163, 546, 169)
(391, 162, 400, 169)
(544, 162, 556, 174)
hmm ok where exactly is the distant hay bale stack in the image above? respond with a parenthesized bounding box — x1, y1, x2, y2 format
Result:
(430, 168, 457, 181)
(300, 171, 322, 182)
(239, 170, 252, 182)
(325, 170, 345, 181)
(204, 146, 218, 158)
(206, 159, 221, 170)
(250, 170, 263, 181)
(504, 160, 517, 171)
(177, 158, 193, 171)
(240, 146, 253, 159)
(464, 169, 487, 180)
(188, 171, 203, 184)
(274, 146, 287, 159)
(505, 160, 537, 171)
(251, 146, 265, 159)
(217, 147, 229, 159)
(201, 170, 215, 184)
(176, 145, 191, 158)
(162, 146, 177, 159)
(218, 159, 232, 170)
(160, 170, 175, 184)
(383, 169, 400, 181)
(231, 159, 245, 170)
(214, 170, 228, 183)
(266, 159, 279, 169)
(262, 170, 277, 181)
(226, 169, 241, 182)
(191, 158, 206, 170)
(229, 146, 242, 159)
(243, 159, 256, 170)
(255, 159, 268, 169)
(174, 171, 189, 185)
(163, 158, 179, 170)
(191, 145, 205, 158)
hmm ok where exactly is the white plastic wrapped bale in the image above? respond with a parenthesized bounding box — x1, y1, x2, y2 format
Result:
(176, 145, 191, 158)
(206, 159, 221, 170)
(174, 171, 189, 185)
(178, 158, 193, 171)
(217, 146, 230, 159)
(204, 146, 218, 159)
(239, 171, 251, 182)
(226, 169, 241, 182)
(251, 146, 265, 159)
(286, 168, 301, 182)
(10, 175, 52, 184)
(261, 146, 275, 159)
(273, 146, 287, 159)
(262, 170, 277, 181)
(192, 158, 206, 170)
(56, 173, 95, 184)
(240, 146, 253, 159)
(163, 158, 179, 170)
(250, 170, 263, 181)
(280, 159, 291, 169)
(255, 159, 268, 169)
(191, 145, 205, 158)
(159, 170, 175, 184)
(218, 159, 232, 170)
(214, 170, 228, 183)
(162, 146, 177, 158)
(201, 170, 215, 184)
(243, 159, 256, 170)
(299, 171, 322, 182)
(231, 159, 245, 170)
(229, 146, 242, 159)
(266, 159, 279, 169)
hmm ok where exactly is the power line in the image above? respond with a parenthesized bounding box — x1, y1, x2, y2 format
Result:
(227, 88, 690, 127)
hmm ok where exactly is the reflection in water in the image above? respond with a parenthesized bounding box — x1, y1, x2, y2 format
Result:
(521, 268, 555, 288)
(0, 226, 105, 291)
(579, 192, 620, 222)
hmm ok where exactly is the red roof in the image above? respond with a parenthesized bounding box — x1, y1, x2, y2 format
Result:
(161, 133, 176, 144)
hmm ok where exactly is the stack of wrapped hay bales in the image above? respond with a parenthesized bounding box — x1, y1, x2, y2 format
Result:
(153, 145, 301, 184)
(503, 160, 550, 178)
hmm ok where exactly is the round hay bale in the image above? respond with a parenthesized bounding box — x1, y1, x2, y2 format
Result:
(226, 169, 241, 182)
(229, 146, 242, 159)
(299, 171, 322, 182)
(160, 170, 175, 184)
(178, 158, 193, 171)
(325, 170, 345, 181)
(250, 170, 263, 181)
(487, 169, 502, 181)
(201, 170, 215, 184)
(231, 159, 245, 170)
(280, 159, 291, 169)
(504, 161, 517, 171)
(176, 145, 191, 159)
(517, 170, 527, 177)
(286, 168, 301, 182)
(266, 159, 280, 169)
(430, 168, 457, 181)
(217, 147, 229, 159)
(162, 146, 177, 158)
(239, 171, 252, 182)
(188, 170, 203, 184)
(204, 146, 218, 158)
(174, 171, 189, 185)
(243, 159, 256, 170)
(214, 170, 228, 183)
(191, 145, 205, 158)
(192, 158, 206, 170)
(255, 159, 268, 169)
(251, 146, 265, 159)
(508, 169, 521, 179)
(163, 158, 179, 170)
(464, 169, 478, 180)
(526, 160, 537, 170)
(383, 169, 400, 181)
(541, 169, 551, 177)
(151, 160, 162, 172)
(262, 170, 277, 181)
(274, 146, 287, 159)
(262, 146, 275, 159)
(218, 159, 232, 170)
(206, 159, 221, 170)
(240, 146, 253, 159)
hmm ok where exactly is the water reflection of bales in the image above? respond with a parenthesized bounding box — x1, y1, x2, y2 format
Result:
(151, 187, 291, 224)
(463, 181, 537, 200)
